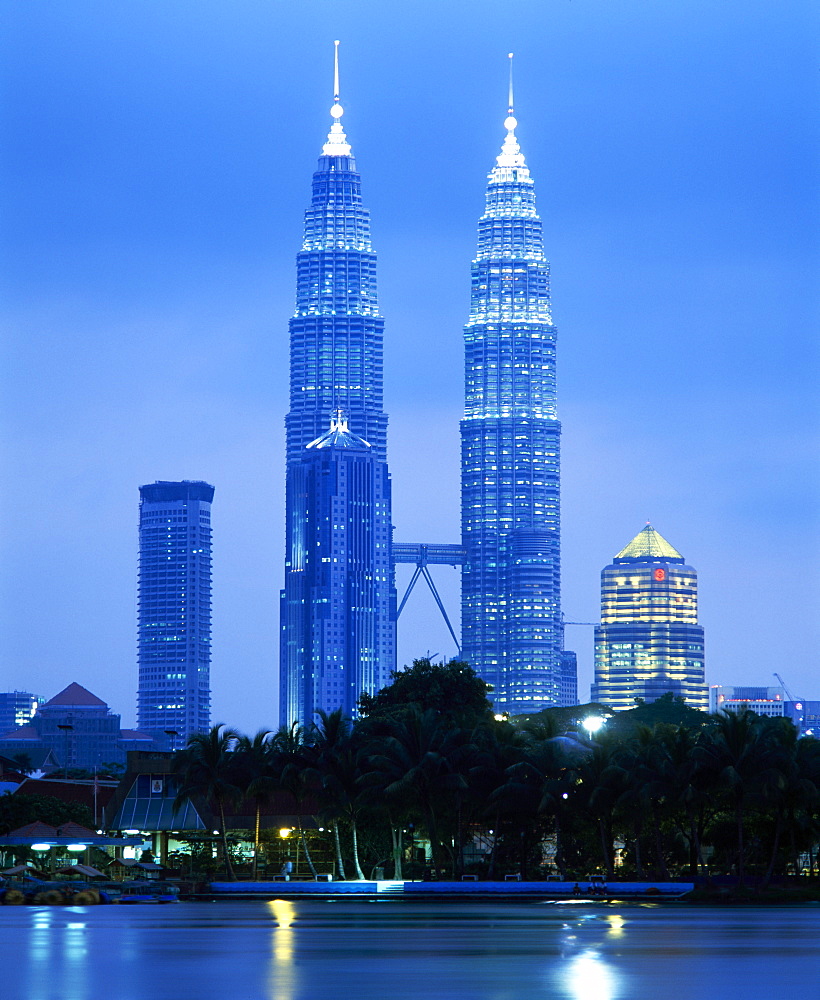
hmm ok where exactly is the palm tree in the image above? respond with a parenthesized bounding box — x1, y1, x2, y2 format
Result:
(756, 720, 820, 885)
(173, 724, 241, 879)
(501, 719, 582, 879)
(270, 722, 319, 878)
(234, 730, 275, 880)
(471, 720, 529, 878)
(309, 709, 367, 880)
(577, 736, 628, 879)
(696, 709, 778, 885)
(363, 708, 474, 875)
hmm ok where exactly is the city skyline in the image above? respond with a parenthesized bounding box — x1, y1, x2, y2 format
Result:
(1, 3, 817, 733)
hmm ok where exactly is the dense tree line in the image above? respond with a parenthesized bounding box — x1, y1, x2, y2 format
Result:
(0, 793, 94, 834)
(173, 660, 820, 883)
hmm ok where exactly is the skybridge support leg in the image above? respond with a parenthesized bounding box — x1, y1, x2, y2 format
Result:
(421, 566, 461, 657)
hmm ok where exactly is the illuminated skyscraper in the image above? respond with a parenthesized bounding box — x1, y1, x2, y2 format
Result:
(137, 480, 213, 747)
(591, 524, 708, 711)
(461, 58, 562, 712)
(280, 45, 396, 728)
(0, 691, 43, 732)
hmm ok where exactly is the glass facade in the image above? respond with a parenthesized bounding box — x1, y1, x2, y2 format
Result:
(591, 524, 708, 711)
(280, 74, 396, 729)
(0, 691, 43, 733)
(461, 108, 563, 713)
(137, 480, 214, 746)
(281, 417, 395, 725)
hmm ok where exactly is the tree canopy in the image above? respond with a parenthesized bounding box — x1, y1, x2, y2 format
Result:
(358, 658, 494, 727)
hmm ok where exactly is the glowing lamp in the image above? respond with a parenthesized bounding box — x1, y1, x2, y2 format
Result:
(279, 828, 291, 839)
(582, 716, 606, 735)
(67, 844, 87, 852)
(31, 843, 51, 852)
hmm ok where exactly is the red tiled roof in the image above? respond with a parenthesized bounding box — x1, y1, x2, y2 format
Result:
(8, 820, 59, 837)
(43, 683, 107, 709)
(0, 724, 39, 740)
(55, 821, 98, 838)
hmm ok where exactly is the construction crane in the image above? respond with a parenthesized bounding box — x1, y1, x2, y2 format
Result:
(773, 672, 801, 705)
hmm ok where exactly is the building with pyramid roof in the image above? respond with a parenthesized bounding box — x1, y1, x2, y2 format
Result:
(591, 525, 707, 711)
(0, 683, 164, 770)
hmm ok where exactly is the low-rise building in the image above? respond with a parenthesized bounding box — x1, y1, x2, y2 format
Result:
(0, 682, 166, 771)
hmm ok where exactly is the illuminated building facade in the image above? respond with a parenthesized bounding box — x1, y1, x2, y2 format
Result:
(461, 63, 563, 713)
(591, 524, 707, 711)
(281, 414, 394, 723)
(137, 480, 213, 746)
(0, 691, 43, 732)
(709, 685, 789, 718)
(709, 685, 809, 731)
(280, 46, 396, 728)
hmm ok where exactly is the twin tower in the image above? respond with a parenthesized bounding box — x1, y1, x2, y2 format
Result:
(280, 48, 564, 726)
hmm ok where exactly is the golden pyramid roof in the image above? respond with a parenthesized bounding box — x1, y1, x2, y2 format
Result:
(614, 524, 683, 561)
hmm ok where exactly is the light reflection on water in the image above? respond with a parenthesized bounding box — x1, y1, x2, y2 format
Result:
(559, 950, 620, 1000)
(268, 898, 297, 1000)
(3, 900, 820, 1000)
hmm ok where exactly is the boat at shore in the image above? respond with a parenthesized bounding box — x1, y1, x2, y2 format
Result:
(1, 877, 180, 905)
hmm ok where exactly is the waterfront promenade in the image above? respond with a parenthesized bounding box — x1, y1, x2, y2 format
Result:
(208, 879, 695, 899)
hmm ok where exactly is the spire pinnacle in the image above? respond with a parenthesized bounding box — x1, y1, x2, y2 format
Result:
(496, 52, 525, 169)
(322, 39, 351, 156)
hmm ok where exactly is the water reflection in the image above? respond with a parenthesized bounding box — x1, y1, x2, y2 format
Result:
(25, 909, 89, 1000)
(267, 898, 297, 1000)
(3, 901, 820, 1000)
(560, 949, 620, 1000)
(29, 907, 54, 1000)
(64, 917, 89, 1000)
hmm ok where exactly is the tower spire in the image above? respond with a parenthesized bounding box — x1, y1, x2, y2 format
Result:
(322, 39, 351, 156)
(497, 52, 525, 169)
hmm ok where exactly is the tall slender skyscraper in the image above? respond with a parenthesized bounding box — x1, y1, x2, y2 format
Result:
(280, 45, 396, 729)
(461, 58, 562, 713)
(137, 480, 213, 748)
(591, 524, 707, 711)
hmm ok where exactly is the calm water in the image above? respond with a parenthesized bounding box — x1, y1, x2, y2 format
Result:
(4, 899, 820, 1000)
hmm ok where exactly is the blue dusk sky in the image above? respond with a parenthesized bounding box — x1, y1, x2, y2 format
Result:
(1, 1, 818, 733)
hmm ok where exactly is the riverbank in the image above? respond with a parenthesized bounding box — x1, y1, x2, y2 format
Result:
(206, 878, 694, 900)
(684, 884, 820, 904)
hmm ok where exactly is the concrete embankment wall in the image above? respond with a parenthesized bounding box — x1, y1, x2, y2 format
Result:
(209, 880, 694, 897)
